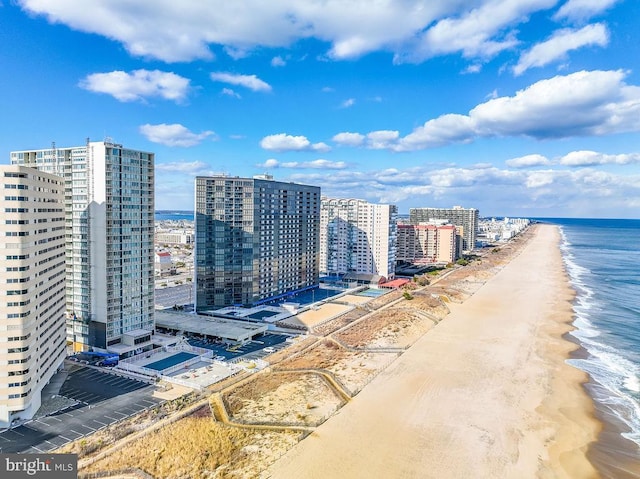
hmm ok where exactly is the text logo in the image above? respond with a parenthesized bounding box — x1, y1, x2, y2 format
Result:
(1, 454, 77, 478)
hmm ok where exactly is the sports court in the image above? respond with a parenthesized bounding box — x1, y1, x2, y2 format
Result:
(144, 351, 198, 371)
(356, 288, 388, 297)
(246, 309, 279, 320)
(188, 332, 290, 360)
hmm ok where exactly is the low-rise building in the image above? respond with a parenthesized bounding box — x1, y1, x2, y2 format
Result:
(156, 230, 194, 245)
(155, 251, 176, 276)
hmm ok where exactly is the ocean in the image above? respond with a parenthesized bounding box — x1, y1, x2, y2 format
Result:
(545, 218, 640, 469)
(155, 210, 194, 221)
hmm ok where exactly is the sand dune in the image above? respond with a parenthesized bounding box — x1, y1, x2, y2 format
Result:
(266, 225, 600, 479)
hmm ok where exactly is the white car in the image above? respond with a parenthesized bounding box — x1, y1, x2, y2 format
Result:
(263, 347, 276, 353)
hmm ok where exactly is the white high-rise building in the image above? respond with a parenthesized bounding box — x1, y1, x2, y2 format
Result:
(320, 198, 397, 280)
(10, 141, 155, 355)
(0, 165, 66, 428)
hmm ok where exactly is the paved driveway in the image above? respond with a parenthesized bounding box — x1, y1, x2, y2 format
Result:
(0, 367, 163, 453)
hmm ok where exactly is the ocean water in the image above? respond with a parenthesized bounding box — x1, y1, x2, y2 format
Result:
(155, 210, 194, 222)
(544, 218, 640, 450)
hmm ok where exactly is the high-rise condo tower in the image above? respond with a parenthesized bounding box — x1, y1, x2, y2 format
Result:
(0, 165, 66, 428)
(195, 175, 320, 310)
(11, 141, 155, 354)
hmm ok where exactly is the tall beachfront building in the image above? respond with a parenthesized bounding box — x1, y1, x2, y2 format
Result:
(195, 175, 320, 310)
(409, 206, 479, 253)
(396, 223, 457, 264)
(0, 166, 66, 428)
(320, 198, 398, 280)
(10, 141, 155, 354)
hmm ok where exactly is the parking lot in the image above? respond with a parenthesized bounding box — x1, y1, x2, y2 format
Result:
(155, 283, 193, 308)
(188, 332, 290, 360)
(0, 366, 163, 453)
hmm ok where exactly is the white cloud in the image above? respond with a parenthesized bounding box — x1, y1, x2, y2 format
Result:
(525, 170, 556, 187)
(559, 150, 640, 166)
(332, 132, 365, 147)
(367, 130, 400, 149)
(20, 0, 447, 61)
(260, 133, 331, 152)
(221, 88, 241, 98)
(19, 0, 565, 63)
(257, 158, 347, 169)
(139, 123, 216, 147)
(341, 98, 356, 108)
(261, 159, 280, 168)
(78, 69, 190, 102)
(390, 70, 640, 151)
(513, 23, 608, 76)
(322, 86, 335, 93)
(463, 64, 482, 74)
(506, 154, 551, 168)
(485, 89, 499, 100)
(288, 160, 640, 218)
(398, 114, 476, 150)
(396, 0, 556, 63)
(210, 72, 272, 92)
(470, 70, 640, 137)
(326, 71, 640, 152)
(553, 0, 621, 22)
(271, 56, 286, 67)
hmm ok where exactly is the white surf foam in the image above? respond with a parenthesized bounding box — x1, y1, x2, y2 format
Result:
(560, 225, 640, 448)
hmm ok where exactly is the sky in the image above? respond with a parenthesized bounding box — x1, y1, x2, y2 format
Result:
(1, 0, 639, 218)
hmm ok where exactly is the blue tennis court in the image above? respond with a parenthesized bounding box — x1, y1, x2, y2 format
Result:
(246, 310, 279, 320)
(145, 352, 197, 371)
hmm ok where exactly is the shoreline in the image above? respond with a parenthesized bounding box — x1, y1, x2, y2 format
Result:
(564, 331, 640, 478)
(559, 250, 640, 478)
(586, 379, 640, 479)
(267, 224, 601, 478)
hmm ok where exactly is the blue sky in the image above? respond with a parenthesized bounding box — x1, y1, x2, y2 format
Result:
(1, 0, 639, 218)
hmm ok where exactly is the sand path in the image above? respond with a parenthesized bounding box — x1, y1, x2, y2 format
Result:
(266, 225, 600, 479)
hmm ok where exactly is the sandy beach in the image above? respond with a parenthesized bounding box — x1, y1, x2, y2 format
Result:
(266, 225, 601, 478)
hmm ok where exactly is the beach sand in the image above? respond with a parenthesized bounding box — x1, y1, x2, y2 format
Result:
(266, 225, 601, 478)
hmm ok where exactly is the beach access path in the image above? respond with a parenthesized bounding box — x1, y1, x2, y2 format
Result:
(266, 224, 600, 479)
